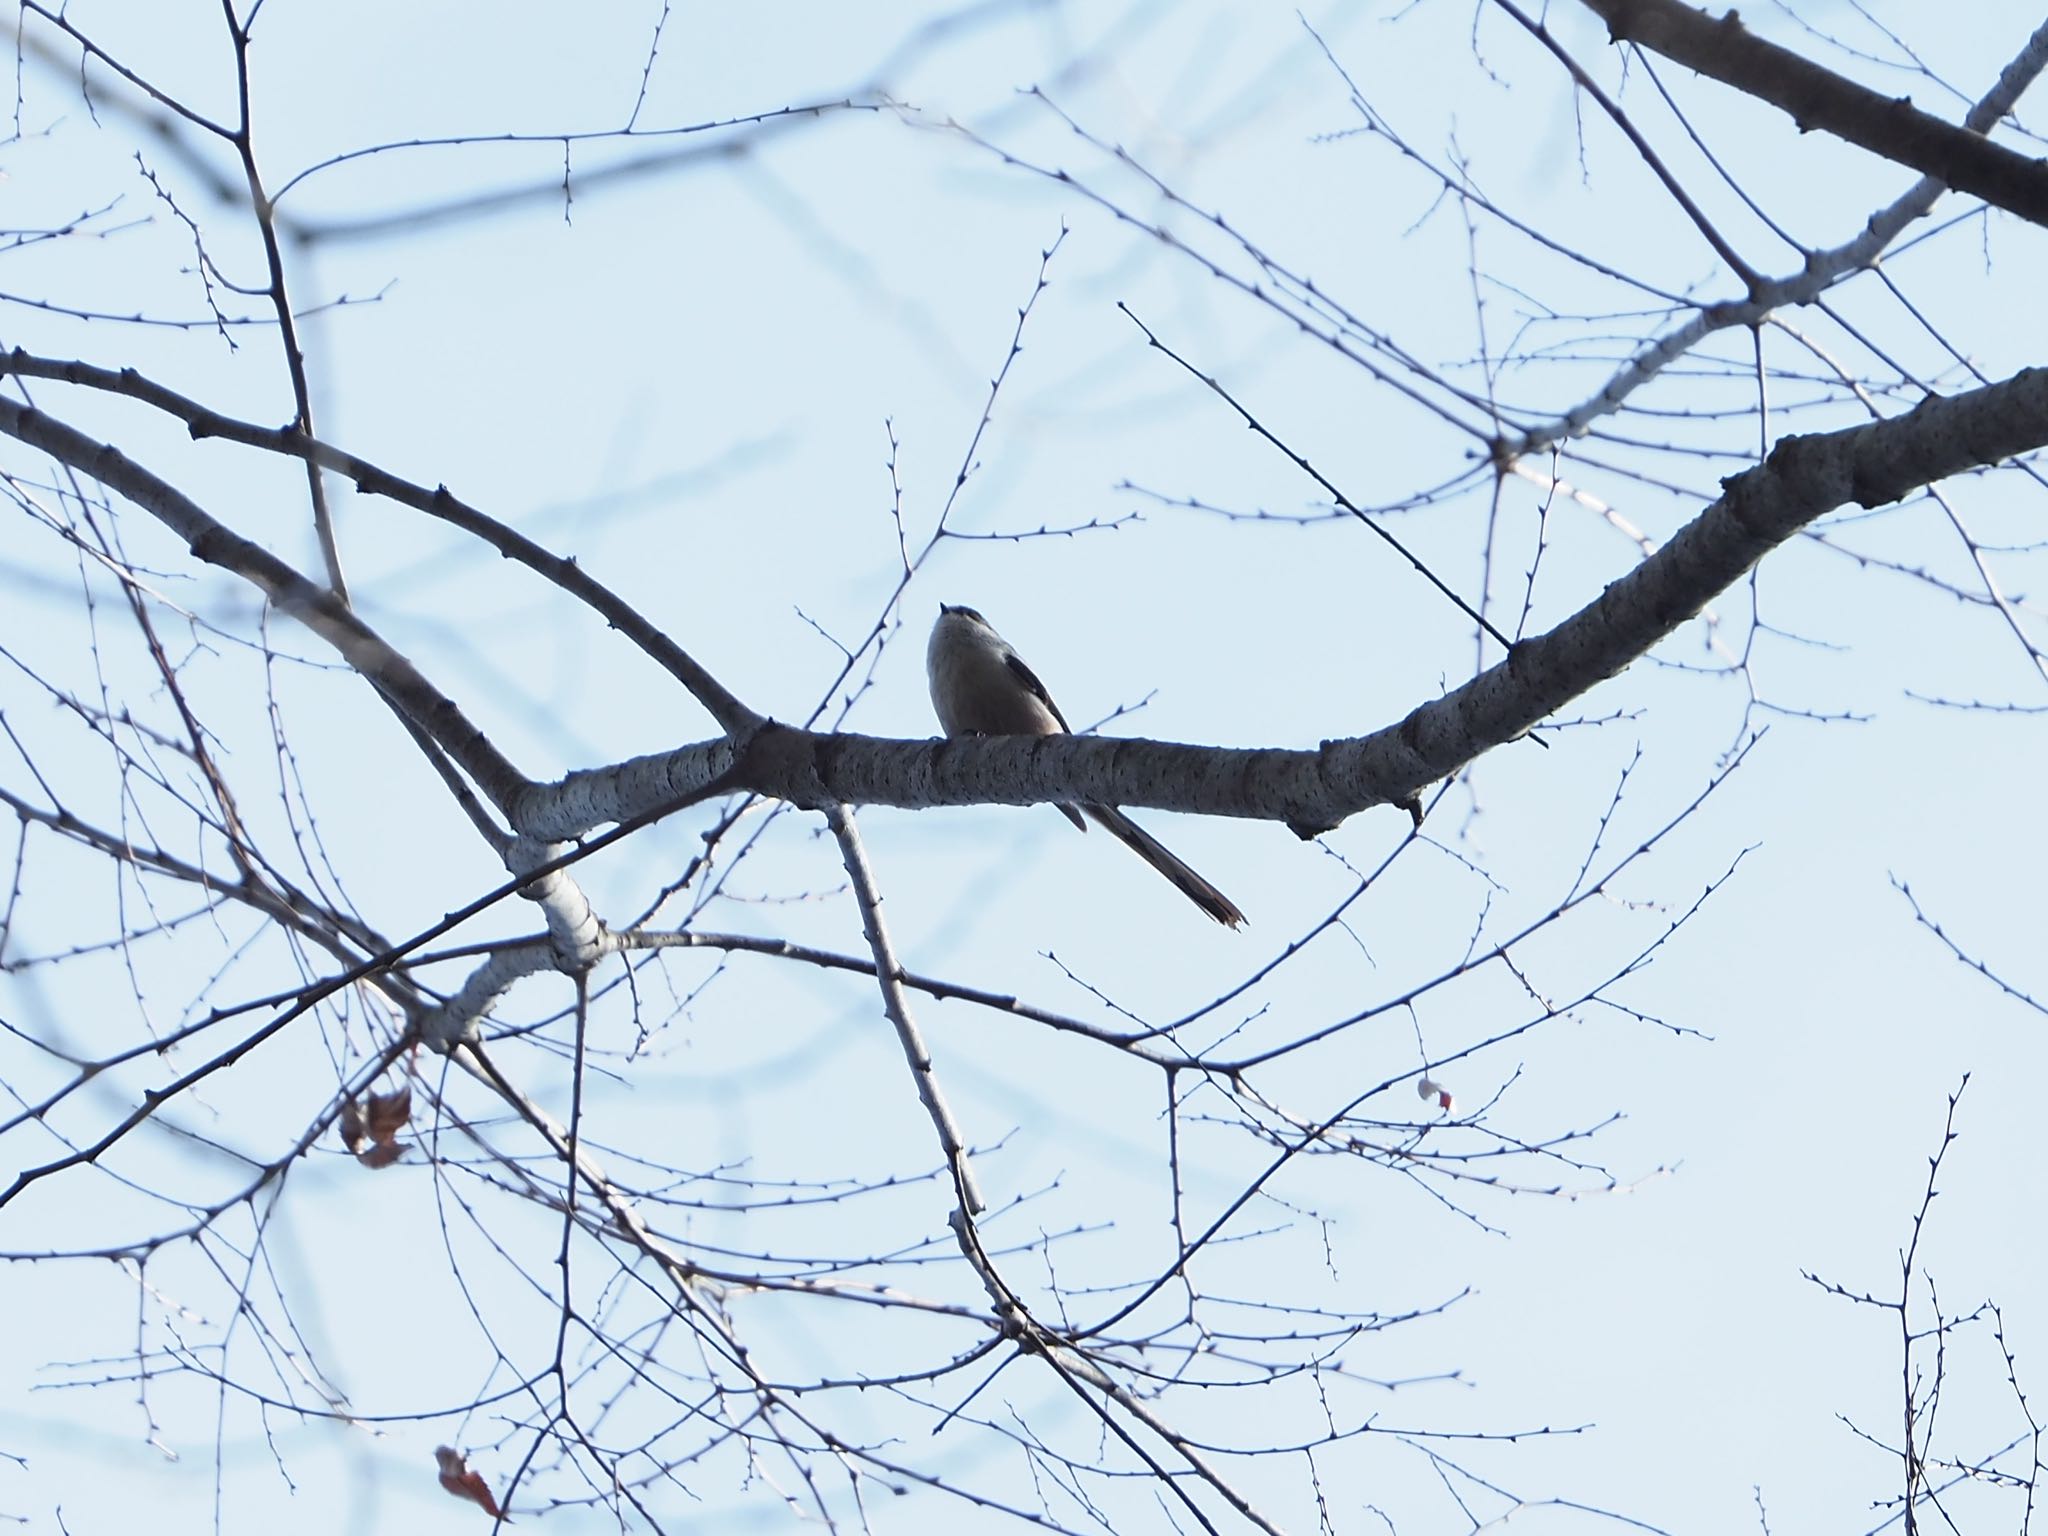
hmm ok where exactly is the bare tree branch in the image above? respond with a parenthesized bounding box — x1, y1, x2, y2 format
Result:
(1572, 0, 2048, 227)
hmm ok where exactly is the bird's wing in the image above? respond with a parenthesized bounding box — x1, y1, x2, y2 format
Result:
(1002, 649, 1071, 733)
(1002, 649, 1085, 826)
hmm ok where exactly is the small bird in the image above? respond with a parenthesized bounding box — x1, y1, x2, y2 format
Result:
(926, 603, 1245, 927)
(435, 1445, 510, 1522)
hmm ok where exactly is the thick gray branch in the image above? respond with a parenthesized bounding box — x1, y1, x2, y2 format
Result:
(1574, 0, 2048, 229)
(516, 368, 2048, 839)
(1508, 8, 2048, 453)
(15, 363, 2043, 846)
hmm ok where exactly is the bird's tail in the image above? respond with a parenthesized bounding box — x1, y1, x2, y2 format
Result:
(1082, 804, 1245, 928)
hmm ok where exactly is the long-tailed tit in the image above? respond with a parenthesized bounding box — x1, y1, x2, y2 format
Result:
(926, 604, 1245, 928)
